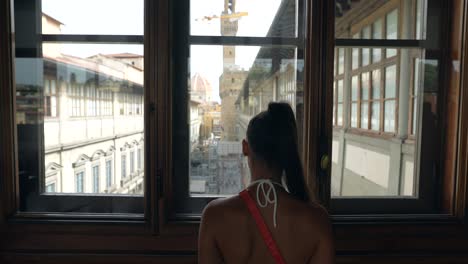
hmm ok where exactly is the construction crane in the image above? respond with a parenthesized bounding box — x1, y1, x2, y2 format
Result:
(194, 12, 248, 22)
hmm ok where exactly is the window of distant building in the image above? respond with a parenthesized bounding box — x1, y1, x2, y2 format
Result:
(102, 90, 113, 116)
(130, 151, 135, 174)
(69, 83, 86, 117)
(87, 83, 98, 116)
(106, 159, 113, 189)
(121, 154, 127, 179)
(92, 165, 100, 193)
(75, 171, 85, 193)
(45, 182, 56, 193)
(44, 79, 58, 117)
(137, 148, 142, 170)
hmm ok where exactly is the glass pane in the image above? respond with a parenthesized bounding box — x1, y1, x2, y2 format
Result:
(332, 0, 444, 204)
(330, 48, 435, 198)
(372, 69, 381, 99)
(387, 49, 397, 58)
(384, 100, 396, 132)
(413, 98, 417, 135)
(373, 19, 383, 39)
(385, 65, 397, 98)
(362, 26, 371, 66)
(337, 104, 343, 126)
(351, 75, 358, 101)
(362, 48, 370, 67)
(372, 48, 382, 63)
(334, 49, 337, 75)
(338, 48, 345, 74)
(386, 9, 398, 39)
(191, 0, 297, 37)
(42, 0, 144, 35)
(371, 19, 382, 63)
(351, 103, 358, 128)
(333, 83, 336, 124)
(336, 1, 425, 40)
(362, 25, 371, 39)
(337, 80, 344, 103)
(360, 103, 369, 129)
(414, 59, 420, 96)
(416, 0, 426, 39)
(412, 59, 421, 135)
(361, 72, 369, 100)
(352, 48, 359, 70)
(371, 102, 380, 131)
(188, 45, 302, 196)
(15, 41, 145, 209)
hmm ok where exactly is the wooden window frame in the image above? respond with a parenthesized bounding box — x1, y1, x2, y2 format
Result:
(0, 0, 467, 262)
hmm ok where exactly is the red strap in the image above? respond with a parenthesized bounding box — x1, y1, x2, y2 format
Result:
(239, 190, 287, 264)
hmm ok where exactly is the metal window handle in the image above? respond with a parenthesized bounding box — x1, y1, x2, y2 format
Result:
(320, 154, 330, 171)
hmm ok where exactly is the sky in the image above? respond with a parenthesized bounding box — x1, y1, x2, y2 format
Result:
(42, 0, 285, 102)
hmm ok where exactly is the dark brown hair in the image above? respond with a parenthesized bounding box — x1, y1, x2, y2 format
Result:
(246, 102, 309, 202)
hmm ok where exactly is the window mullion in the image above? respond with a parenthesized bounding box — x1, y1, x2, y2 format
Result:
(188, 35, 302, 47)
(42, 34, 143, 44)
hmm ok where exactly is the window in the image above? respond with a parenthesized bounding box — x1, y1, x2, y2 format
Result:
(130, 151, 135, 174)
(45, 183, 56, 193)
(121, 154, 127, 179)
(106, 160, 112, 189)
(333, 48, 344, 127)
(137, 148, 142, 170)
(372, 19, 383, 63)
(384, 65, 397, 132)
(410, 58, 421, 136)
(371, 70, 381, 130)
(75, 171, 84, 193)
(172, 0, 305, 215)
(333, 0, 447, 214)
(87, 83, 98, 116)
(360, 72, 370, 129)
(13, 0, 144, 213)
(351, 75, 358, 128)
(69, 83, 85, 117)
(101, 90, 113, 116)
(93, 165, 100, 193)
(386, 9, 398, 58)
(1, 0, 467, 259)
(44, 79, 58, 117)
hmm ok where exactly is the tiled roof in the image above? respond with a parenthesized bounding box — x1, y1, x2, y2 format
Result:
(104, 53, 143, 58)
(42, 13, 65, 26)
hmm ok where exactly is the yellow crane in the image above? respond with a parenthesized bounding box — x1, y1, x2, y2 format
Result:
(195, 12, 248, 22)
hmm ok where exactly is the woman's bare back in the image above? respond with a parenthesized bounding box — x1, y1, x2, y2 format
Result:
(198, 188, 334, 264)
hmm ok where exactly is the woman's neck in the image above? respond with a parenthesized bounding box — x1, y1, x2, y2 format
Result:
(249, 161, 282, 182)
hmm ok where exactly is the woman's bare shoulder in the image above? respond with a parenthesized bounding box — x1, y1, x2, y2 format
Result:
(304, 202, 333, 239)
(284, 198, 332, 236)
(201, 195, 246, 223)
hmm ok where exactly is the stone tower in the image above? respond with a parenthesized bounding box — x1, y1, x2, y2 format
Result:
(219, 0, 248, 141)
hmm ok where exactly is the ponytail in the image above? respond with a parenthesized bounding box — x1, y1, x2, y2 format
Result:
(247, 102, 310, 202)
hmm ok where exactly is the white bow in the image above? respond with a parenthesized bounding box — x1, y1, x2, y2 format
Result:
(248, 179, 284, 228)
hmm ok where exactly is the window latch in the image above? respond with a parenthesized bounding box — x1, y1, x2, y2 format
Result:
(320, 154, 330, 171)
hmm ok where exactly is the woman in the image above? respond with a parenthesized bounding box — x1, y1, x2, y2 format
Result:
(198, 102, 334, 264)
